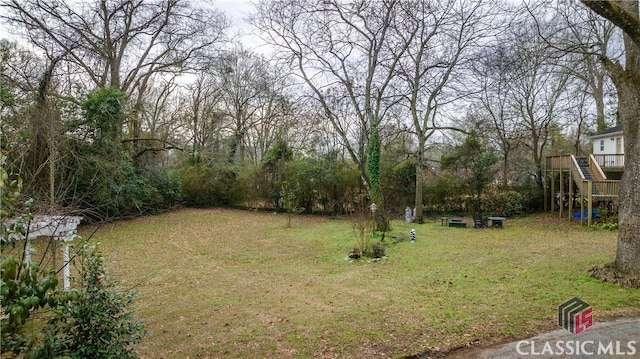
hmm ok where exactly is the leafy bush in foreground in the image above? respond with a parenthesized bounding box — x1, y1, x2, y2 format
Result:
(1, 157, 146, 358)
(32, 244, 147, 359)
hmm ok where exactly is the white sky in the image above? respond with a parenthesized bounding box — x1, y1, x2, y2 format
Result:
(215, 0, 254, 22)
(214, 0, 271, 53)
(0, 0, 259, 44)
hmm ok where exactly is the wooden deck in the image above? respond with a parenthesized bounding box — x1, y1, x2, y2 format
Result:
(545, 154, 622, 226)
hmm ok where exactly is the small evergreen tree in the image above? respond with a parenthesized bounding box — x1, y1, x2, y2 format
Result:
(32, 244, 147, 359)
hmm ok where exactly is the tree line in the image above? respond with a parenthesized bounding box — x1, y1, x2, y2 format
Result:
(0, 1, 636, 268)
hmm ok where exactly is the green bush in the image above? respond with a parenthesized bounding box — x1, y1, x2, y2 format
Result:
(31, 244, 146, 359)
(482, 189, 527, 217)
(591, 221, 618, 231)
(59, 139, 181, 220)
(370, 243, 386, 259)
(1, 157, 61, 355)
(181, 164, 239, 207)
(2, 159, 146, 358)
(422, 173, 467, 213)
(382, 159, 416, 211)
(139, 168, 182, 209)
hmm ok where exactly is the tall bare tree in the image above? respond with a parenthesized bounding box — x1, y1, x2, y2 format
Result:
(472, 45, 525, 187)
(508, 19, 573, 188)
(251, 0, 415, 213)
(181, 73, 226, 164)
(543, 1, 621, 132)
(0, 40, 44, 172)
(244, 65, 297, 164)
(394, 0, 494, 223)
(579, 0, 640, 274)
(218, 49, 273, 164)
(1, 0, 229, 158)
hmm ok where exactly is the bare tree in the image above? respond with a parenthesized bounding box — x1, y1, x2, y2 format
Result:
(0, 38, 70, 205)
(251, 0, 415, 213)
(527, 1, 621, 132)
(579, 0, 640, 274)
(217, 49, 274, 164)
(1, 0, 230, 158)
(181, 73, 226, 164)
(507, 19, 574, 188)
(244, 66, 298, 164)
(0, 40, 44, 171)
(472, 45, 525, 187)
(559, 5, 619, 132)
(394, 0, 495, 223)
(130, 76, 186, 164)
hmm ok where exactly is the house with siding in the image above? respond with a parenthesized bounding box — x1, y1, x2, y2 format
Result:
(589, 125, 625, 170)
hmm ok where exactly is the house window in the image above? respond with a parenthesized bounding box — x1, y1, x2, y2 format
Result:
(600, 140, 605, 152)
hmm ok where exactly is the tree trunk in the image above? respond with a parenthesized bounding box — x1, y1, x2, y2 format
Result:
(501, 152, 509, 188)
(614, 79, 640, 273)
(594, 87, 607, 132)
(610, 0, 640, 274)
(414, 137, 425, 224)
(367, 128, 386, 231)
(579, 0, 640, 275)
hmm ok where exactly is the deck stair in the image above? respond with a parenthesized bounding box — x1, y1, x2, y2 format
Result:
(545, 154, 621, 225)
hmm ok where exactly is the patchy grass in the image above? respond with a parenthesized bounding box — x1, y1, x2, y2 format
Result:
(82, 209, 640, 359)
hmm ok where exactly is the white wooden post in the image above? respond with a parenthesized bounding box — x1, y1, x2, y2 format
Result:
(62, 240, 71, 289)
(14, 215, 82, 290)
(25, 237, 32, 263)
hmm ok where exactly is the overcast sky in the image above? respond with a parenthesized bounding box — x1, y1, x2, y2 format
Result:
(214, 0, 271, 53)
(0, 0, 258, 42)
(216, 0, 254, 22)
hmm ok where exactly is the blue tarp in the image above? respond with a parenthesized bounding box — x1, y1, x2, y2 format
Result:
(573, 208, 601, 220)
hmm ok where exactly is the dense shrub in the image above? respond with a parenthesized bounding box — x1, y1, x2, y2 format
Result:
(181, 164, 239, 207)
(382, 159, 416, 213)
(141, 167, 182, 209)
(1, 161, 62, 355)
(31, 245, 146, 359)
(482, 189, 527, 216)
(420, 171, 542, 216)
(59, 139, 180, 220)
(422, 173, 468, 213)
(370, 243, 386, 258)
(278, 156, 361, 214)
(1, 160, 145, 358)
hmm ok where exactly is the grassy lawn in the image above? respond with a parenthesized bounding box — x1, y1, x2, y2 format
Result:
(83, 209, 640, 359)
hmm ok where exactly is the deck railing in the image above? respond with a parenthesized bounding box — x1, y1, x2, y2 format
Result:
(546, 155, 573, 169)
(590, 180, 621, 199)
(592, 154, 625, 168)
(589, 155, 607, 181)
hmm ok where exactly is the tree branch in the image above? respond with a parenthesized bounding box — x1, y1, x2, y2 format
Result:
(580, 0, 640, 48)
